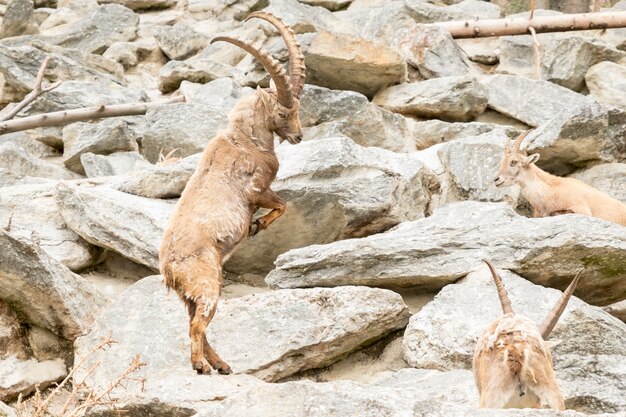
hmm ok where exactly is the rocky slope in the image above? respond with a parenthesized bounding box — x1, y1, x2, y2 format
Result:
(0, 0, 625, 415)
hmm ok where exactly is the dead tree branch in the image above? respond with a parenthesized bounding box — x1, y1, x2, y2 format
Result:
(0, 95, 185, 135)
(429, 10, 626, 38)
(0, 56, 62, 122)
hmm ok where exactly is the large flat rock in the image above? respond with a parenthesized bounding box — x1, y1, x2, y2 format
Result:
(74, 276, 410, 391)
(305, 31, 406, 98)
(402, 267, 626, 413)
(267, 201, 626, 306)
(373, 76, 488, 122)
(0, 231, 105, 340)
(54, 182, 175, 271)
(0, 183, 100, 271)
(226, 137, 437, 274)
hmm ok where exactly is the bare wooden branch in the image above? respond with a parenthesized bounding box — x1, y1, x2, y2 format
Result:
(0, 96, 185, 135)
(528, 26, 542, 79)
(0, 56, 62, 122)
(429, 10, 626, 38)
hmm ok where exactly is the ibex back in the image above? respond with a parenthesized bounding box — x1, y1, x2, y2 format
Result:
(473, 260, 583, 409)
(494, 130, 626, 226)
(159, 12, 306, 375)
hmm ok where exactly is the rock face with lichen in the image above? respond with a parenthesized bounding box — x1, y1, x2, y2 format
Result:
(0, 0, 625, 416)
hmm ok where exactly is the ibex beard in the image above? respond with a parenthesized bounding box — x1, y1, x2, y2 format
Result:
(473, 260, 583, 410)
(159, 12, 306, 375)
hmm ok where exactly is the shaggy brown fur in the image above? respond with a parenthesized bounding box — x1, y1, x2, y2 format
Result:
(473, 260, 583, 410)
(159, 12, 306, 375)
(494, 130, 626, 226)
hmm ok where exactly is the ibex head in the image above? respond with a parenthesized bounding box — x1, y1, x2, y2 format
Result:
(494, 130, 541, 187)
(482, 259, 583, 341)
(211, 12, 306, 145)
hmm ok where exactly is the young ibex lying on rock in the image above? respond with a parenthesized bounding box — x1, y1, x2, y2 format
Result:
(473, 260, 583, 410)
(159, 12, 306, 375)
(494, 131, 626, 226)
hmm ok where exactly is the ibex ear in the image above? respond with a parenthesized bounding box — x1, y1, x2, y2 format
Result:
(524, 153, 540, 166)
(256, 86, 274, 112)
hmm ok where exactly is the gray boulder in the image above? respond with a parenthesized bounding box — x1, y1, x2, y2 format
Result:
(158, 57, 240, 91)
(398, 25, 471, 79)
(22, 80, 147, 115)
(54, 182, 175, 270)
(301, 85, 413, 152)
(405, 0, 502, 22)
(0, 231, 105, 340)
(180, 78, 254, 107)
(154, 22, 207, 61)
(0, 356, 66, 402)
(0, 0, 38, 39)
(585, 61, 626, 110)
(263, 0, 343, 33)
(298, 0, 352, 11)
(523, 100, 619, 175)
(226, 137, 438, 274)
(114, 153, 200, 198)
(62, 119, 138, 174)
(0, 183, 100, 271)
(0, 301, 30, 360)
(74, 276, 410, 390)
(541, 35, 625, 92)
(43, 4, 139, 54)
(402, 267, 626, 413)
(81, 151, 147, 178)
(139, 103, 228, 163)
(267, 201, 626, 306)
(569, 163, 626, 204)
(604, 300, 626, 323)
(305, 31, 406, 98)
(373, 76, 488, 122)
(483, 74, 590, 127)
(436, 132, 522, 207)
(410, 119, 519, 150)
(97, 0, 176, 10)
(0, 142, 79, 180)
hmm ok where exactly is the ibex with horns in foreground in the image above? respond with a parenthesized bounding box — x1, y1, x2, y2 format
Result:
(473, 260, 583, 410)
(494, 130, 626, 226)
(159, 12, 306, 375)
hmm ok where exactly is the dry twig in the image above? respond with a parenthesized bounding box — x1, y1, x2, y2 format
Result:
(528, 26, 542, 79)
(0, 96, 185, 135)
(429, 10, 626, 38)
(15, 334, 146, 417)
(0, 56, 62, 122)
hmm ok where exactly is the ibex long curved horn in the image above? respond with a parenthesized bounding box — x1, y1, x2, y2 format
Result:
(539, 269, 584, 339)
(246, 12, 306, 99)
(512, 129, 532, 154)
(210, 36, 294, 108)
(483, 259, 514, 315)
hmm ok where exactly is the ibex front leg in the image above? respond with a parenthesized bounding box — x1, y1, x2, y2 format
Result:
(249, 188, 286, 237)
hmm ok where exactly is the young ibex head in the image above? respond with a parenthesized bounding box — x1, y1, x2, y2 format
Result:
(474, 260, 584, 409)
(494, 130, 541, 187)
(211, 12, 306, 144)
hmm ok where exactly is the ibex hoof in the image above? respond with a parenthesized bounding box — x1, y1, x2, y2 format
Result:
(193, 360, 211, 375)
(216, 361, 233, 375)
(248, 218, 265, 237)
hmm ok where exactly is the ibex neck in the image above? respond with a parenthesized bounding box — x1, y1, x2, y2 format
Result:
(518, 165, 558, 213)
(226, 95, 276, 152)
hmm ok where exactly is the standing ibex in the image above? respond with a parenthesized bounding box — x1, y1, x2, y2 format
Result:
(494, 130, 626, 226)
(473, 260, 583, 410)
(159, 12, 306, 375)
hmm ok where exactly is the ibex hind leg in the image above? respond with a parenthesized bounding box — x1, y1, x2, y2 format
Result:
(186, 298, 211, 374)
(201, 302, 232, 374)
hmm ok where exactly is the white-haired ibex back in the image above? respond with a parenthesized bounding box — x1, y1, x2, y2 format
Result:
(159, 12, 306, 375)
(473, 260, 583, 409)
(494, 130, 626, 226)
